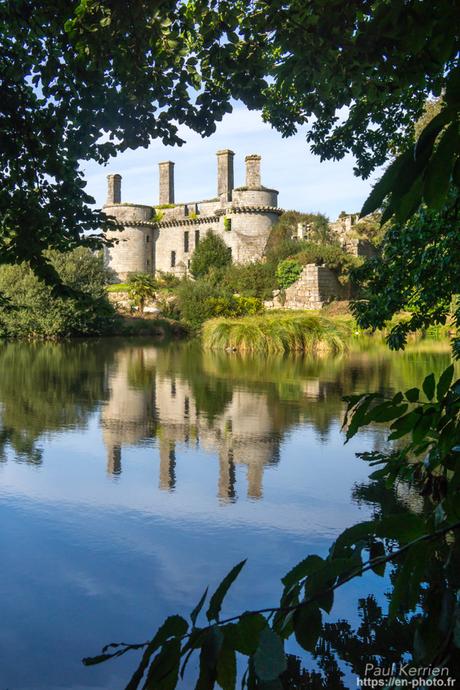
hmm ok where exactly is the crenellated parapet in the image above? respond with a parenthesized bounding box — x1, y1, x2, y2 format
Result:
(102, 150, 281, 280)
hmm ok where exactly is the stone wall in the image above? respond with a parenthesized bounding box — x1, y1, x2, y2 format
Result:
(265, 264, 346, 310)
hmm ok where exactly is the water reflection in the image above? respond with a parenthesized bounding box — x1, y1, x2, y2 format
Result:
(0, 338, 454, 690)
(0, 339, 453, 503)
(101, 344, 282, 500)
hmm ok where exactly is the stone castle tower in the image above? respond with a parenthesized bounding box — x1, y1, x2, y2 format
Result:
(103, 151, 282, 281)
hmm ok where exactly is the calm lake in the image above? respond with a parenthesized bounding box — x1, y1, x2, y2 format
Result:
(0, 338, 453, 689)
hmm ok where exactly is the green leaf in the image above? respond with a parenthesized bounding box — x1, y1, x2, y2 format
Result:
(281, 555, 324, 588)
(293, 603, 322, 652)
(374, 514, 426, 544)
(144, 639, 182, 690)
(125, 615, 188, 690)
(360, 153, 409, 217)
(423, 122, 458, 209)
(368, 401, 408, 423)
(436, 364, 454, 401)
(253, 628, 286, 682)
(388, 410, 420, 440)
(202, 626, 224, 670)
(191, 587, 209, 627)
(405, 388, 420, 403)
(414, 109, 450, 161)
(393, 175, 423, 223)
(422, 372, 436, 400)
(369, 541, 386, 576)
(389, 542, 430, 620)
(223, 613, 267, 655)
(332, 521, 375, 556)
(216, 644, 236, 690)
(207, 560, 246, 622)
(82, 653, 113, 666)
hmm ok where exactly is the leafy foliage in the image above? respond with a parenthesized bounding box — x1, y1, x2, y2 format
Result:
(127, 273, 157, 315)
(290, 243, 360, 285)
(351, 191, 460, 354)
(2, 0, 458, 286)
(360, 68, 459, 224)
(0, 248, 116, 338)
(175, 280, 230, 328)
(218, 262, 277, 301)
(190, 231, 232, 279)
(206, 296, 264, 318)
(276, 259, 302, 289)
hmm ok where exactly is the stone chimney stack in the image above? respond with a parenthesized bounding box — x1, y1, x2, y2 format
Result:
(159, 161, 175, 205)
(106, 173, 121, 205)
(216, 149, 234, 201)
(245, 154, 261, 188)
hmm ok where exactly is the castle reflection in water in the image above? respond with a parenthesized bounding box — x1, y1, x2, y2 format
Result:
(0, 337, 418, 499)
(101, 345, 283, 501)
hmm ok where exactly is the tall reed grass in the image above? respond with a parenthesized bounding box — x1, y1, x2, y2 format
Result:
(202, 312, 351, 354)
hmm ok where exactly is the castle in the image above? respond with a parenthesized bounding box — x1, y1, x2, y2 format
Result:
(104, 150, 283, 281)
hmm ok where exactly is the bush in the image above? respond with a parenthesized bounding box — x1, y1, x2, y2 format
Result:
(265, 210, 334, 261)
(220, 262, 277, 300)
(175, 279, 230, 328)
(0, 248, 117, 338)
(156, 271, 181, 290)
(206, 295, 264, 318)
(190, 230, 232, 278)
(292, 242, 360, 283)
(276, 259, 302, 288)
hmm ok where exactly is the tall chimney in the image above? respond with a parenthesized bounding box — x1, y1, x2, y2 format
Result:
(159, 161, 175, 205)
(106, 173, 121, 204)
(245, 154, 261, 188)
(216, 149, 234, 201)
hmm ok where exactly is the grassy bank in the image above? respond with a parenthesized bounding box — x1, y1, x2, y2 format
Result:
(202, 312, 352, 354)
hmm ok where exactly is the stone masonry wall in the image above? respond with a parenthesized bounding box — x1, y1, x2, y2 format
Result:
(265, 264, 346, 310)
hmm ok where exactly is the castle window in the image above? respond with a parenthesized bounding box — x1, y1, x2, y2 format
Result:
(195, 229, 200, 246)
(184, 231, 189, 253)
(146, 235, 150, 243)
(171, 250, 176, 267)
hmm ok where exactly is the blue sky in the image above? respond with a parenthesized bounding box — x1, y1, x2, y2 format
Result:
(82, 103, 378, 220)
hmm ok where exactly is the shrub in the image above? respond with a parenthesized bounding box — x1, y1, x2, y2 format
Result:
(190, 230, 232, 278)
(156, 271, 181, 290)
(276, 259, 302, 289)
(206, 295, 264, 318)
(175, 279, 230, 328)
(292, 242, 360, 283)
(0, 248, 117, 338)
(220, 262, 277, 300)
(265, 210, 334, 261)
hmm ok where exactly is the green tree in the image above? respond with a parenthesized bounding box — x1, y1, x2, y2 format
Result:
(190, 231, 232, 279)
(2, 0, 458, 284)
(127, 273, 157, 315)
(0, 248, 116, 338)
(352, 195, 460, 354)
